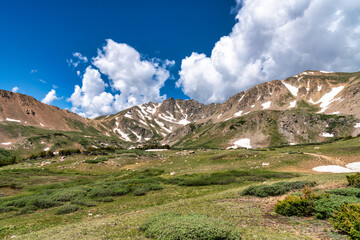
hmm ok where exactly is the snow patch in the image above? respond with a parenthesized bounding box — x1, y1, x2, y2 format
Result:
(1, 142, 11, 145)
(44, 147, 50, 151)
(320, 70, 333, 74)
(217, 113, 222, 119)
(145, 149, 168, 152)
(282, 82, 299, 96)
(331, 112, 340, 115)
(238, 94, 245, 102)
(354, 123, 360, 128)
(317, 85, 322, 91)
(124, 113, 133, 119)
(313, 162, 360, 173)
(40, 123, 45, 127)
(178, 119, 191, 125)
(321, 132, 334, 138)
(261, 101, 271, 109)
(6, 118, 20, 123)
(315, 86, 344, 113)
(113, 126, 131, 141)
(227, 138, 252, 149)
(288, 100, 296, 109)
(234, 111, 243, 117)
(130, 130, 142, 142)
(251, 105, 255, 108)
(313, 165, 355, 173)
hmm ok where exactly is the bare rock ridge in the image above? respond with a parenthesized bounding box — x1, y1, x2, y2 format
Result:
(1, 70, 360, 148)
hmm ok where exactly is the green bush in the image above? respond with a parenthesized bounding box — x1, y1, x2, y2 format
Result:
(70, 199, 97, 207)
(55, 204, 80, 215)
(133, 186, 151, 196)
(85, 159, 103, 164)
(0, 206, 17, 213)
(331, 203, 360, 240)
(96, 197, 114, 202)
(274, 195, 313, 217)
(166, 170, 296, 187)
(50, 188, 87, 202)
(347, 173, 360, 188)
(313, 194, 360, 219)
(325, 188, 360, 197)
(141, 212, 242, 240)
(242, 181, 315, 197)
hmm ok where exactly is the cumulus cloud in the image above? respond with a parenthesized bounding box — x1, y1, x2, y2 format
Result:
(176, 0, 360, 104)
(11, 86, 19, 93)
(30, 69, 37, 74)
(69, 66, 114, 118)
(68, 39, 174, 118)
(41, 89, 61, 104)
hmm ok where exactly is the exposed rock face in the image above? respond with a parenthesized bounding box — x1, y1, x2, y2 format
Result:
(97, 70, 360, 145)
(1, 70, 360, 148)
(0, 90, 92, 143)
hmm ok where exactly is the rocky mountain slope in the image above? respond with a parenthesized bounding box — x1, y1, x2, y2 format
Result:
(1, 70, 360, 149)
(97, 70, 360, 147)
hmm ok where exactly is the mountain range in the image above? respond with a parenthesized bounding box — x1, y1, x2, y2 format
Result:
(1, 70, 360, 151)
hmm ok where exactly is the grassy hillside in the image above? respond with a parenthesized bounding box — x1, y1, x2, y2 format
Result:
(0, 136, 360, 239)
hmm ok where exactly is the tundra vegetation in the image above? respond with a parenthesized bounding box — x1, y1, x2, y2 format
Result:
(0, 135, 360, 239)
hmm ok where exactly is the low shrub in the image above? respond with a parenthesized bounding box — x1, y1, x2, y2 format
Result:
(140, 212, 242, 240)
(55, 204, 80, 215)
(133, 186, 151, 196)
(331, 203, 360, 240)
(242, 181, 315, 197)
(0, 206, 17, 213)
(85, 159, 103, 164)
(59, 148, 81, 156)
(70, 199, 97, 207)
(325, 188, 360, 197)
(166, 170, 296, 187)
(313, 194, 360, 219)
(50, 188, 87, 202)
(274, 195, 313, 217)
(347, 173, 360, 188)
(96, 197, 114, 202)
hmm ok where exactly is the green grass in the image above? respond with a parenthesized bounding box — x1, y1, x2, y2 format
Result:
(0, 136, 360, 239)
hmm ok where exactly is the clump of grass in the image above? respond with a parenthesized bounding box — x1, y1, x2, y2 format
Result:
(55, 204, 80, 215)
(242, 181, 315, 197)
(140, 212, 242, 240)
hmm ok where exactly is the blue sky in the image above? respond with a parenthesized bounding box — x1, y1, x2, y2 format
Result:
(0, 0, 236, 111)
(1, 0, 360, 118)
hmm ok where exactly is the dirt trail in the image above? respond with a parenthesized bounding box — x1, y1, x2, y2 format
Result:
(304, 153, 346, 166)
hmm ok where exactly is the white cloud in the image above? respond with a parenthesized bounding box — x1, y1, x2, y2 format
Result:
(69, 66, 115, 118)
(68, 39, 174, 118)
(41, 89, 61, 104)
(30, 69, 37, 74)
(52, 84, 58, 89)
(73, 52, 88, 63)
(39, 79, 46, 84)
(67, 52, 88, 68)
(11, 86, 19, 93)
(76, 70, 81, 76)
(176, 0, 360, 104)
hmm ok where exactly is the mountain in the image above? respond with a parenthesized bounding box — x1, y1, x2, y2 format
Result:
(1, 70, 360, 151)
(97, 70, 360, 147)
